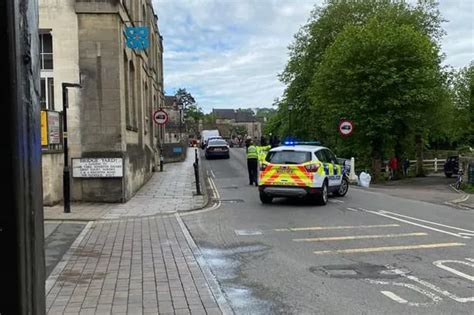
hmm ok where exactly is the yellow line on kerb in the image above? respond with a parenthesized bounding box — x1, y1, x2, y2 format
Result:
(313, 242, 465, 255)
(274, 224, 399, 232)
(293, 232, 427, 242)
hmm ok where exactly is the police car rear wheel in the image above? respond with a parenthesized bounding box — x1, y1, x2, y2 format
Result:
(259, 191, 273, 204)
(314, 181, 328, 205)
(334, 177, 349, 197)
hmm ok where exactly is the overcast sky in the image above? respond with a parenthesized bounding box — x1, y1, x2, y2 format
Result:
(153, 0, 473, 112)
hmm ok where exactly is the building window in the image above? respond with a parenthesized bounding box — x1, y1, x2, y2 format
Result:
(124, 53, 130, 127)
(40, 76, 55, 110)
(39, 32, 53, 70)
(129, 61, 137, 129)
(39, 31, 54, 110)
(144, 82, 149, 135)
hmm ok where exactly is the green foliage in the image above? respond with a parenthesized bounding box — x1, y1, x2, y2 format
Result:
(268, 0, 448, 175)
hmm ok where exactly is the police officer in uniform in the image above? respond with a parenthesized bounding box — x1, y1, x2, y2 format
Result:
(247, 140, 259, 186)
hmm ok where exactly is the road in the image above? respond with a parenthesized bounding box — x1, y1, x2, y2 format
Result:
(182, 148, 474, 314)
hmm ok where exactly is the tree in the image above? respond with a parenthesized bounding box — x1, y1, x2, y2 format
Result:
(175, 88, 196, 109)
(449, 64, 474, 147)
(272, 0, 446, 175)
(311, 17, 445, 179)
(174, 88, 203, 137)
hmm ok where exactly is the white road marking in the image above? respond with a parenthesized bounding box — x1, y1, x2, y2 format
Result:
(380, 291, 409, 304)
(367, 279, 442, 307)
(433, 260, 474, 282)
(274, 224, 399, 232)
(361, 209, 470, 239)
(378, 210, 474, 234)
(459, 232, 474, 237)
(328, 199, 344, 203)
(210, 169, 216, 179)
(388, 265, 474, 303)
(293, 232, 427, 242)
(313, 242, 465, 255)
(346, 207, 358, 212)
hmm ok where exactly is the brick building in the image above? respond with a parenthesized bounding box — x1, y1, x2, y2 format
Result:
(39, 0, 165, 204)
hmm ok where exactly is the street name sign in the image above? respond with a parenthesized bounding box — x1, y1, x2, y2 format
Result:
(72, 158, 123, 178)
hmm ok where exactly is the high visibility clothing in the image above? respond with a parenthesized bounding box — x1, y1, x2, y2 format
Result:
(247, 145, 258, 159)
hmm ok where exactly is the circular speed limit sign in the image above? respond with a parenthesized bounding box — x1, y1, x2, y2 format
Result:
(153, 109, 169, 125)
(338, 120, 354, 136)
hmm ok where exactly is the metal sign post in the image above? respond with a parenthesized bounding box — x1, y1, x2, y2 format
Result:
(153, 109, 168, 171)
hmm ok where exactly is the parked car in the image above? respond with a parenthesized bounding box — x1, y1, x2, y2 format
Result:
(444, 155, 459, 178)
(205, 139, 230, 159)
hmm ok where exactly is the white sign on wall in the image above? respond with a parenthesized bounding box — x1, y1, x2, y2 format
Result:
(72, 158, 123, 178)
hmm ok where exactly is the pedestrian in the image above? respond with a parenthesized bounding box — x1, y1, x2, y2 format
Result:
(247, 139, 259, 186)
(260, 135, 267, 146)
(403, 158, 410, 176)
(389, 156, 398, 180)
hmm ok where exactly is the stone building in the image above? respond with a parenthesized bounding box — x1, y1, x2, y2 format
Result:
(39, 0, 164, 204)
(212, 109, 262, 140)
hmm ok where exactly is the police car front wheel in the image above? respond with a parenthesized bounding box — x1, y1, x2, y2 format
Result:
(334, 177, 349, 197)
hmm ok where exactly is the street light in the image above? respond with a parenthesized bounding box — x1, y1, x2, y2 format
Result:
(288, 102, 293, 137)
(62, 82, 81, 213)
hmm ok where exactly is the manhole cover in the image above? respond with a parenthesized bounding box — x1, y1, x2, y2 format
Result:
(310, 263, 400, 279)
(220, 199, 245, 203)
(235, 230, 263, 236)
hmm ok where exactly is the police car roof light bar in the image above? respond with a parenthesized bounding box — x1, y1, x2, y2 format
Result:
(283, 141, 321, 146)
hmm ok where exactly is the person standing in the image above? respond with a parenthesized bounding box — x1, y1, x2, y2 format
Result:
(403, 158, 410, 176)
(245, 136, 252, 151)
(389, 156, 398, 180)
(247, 140, 259, 185)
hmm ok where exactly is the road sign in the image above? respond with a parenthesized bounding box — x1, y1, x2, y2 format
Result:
(339, 119, 354, 136)
(153, 109, 168, 125)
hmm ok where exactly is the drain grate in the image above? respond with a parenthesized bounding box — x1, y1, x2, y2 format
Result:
(310, 263, 401, 279)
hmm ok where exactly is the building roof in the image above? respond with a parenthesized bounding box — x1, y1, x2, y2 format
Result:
(235, 111, 256, 122)
(212, 109, 235, 120)
(212, 109, 257, 122)
(164, 96, 176, 108)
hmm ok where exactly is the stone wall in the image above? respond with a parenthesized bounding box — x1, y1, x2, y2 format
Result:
(42, 153, 64, 206)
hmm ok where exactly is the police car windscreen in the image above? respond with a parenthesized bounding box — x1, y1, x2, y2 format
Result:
(266, 151, 311, 164)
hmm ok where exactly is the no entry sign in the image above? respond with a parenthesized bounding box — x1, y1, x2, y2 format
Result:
(339, 120, 354, 136)
(153, 109, 169, 125)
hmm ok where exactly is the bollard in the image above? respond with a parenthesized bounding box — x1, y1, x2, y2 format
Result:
(194, 161, 201, 195)
(349, 157, 358, 183)
(160, 154, 164, 172)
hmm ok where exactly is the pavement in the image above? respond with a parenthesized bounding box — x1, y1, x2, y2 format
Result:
(369, 173, 474, 210)
(43, 148, 228, 315)
(181, 147, 474, 314)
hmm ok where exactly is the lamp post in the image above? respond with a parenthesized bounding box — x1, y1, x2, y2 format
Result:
(62, 82, 81, 213)
(288, 102, 293, 137)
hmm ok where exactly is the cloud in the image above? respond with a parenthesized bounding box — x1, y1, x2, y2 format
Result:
(153, 0, 473, 112)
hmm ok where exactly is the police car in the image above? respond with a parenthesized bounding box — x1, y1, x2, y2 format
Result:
(258, 142, 349, 205)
